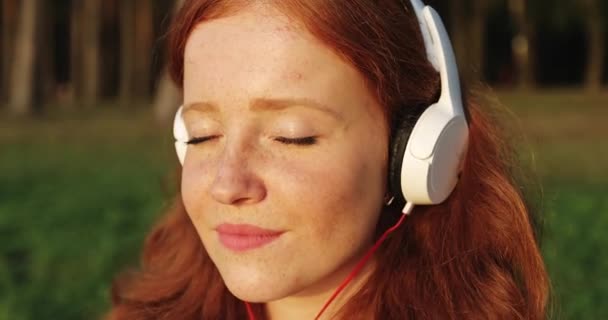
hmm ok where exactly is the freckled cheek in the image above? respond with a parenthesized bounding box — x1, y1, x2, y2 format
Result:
(180, 160, 216, 221)
(301, 153, 383, 241)
(269, 155, 361, 236)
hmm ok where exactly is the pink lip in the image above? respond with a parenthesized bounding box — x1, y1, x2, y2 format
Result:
(216, 224, 284, 252)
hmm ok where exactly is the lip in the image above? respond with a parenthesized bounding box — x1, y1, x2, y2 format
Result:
(216, 224, 284, 252)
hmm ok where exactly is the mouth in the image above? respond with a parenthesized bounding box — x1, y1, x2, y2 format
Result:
(216, 223, 284, 252)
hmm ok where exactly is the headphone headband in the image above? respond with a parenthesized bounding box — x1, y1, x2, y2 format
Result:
(386, 0, 469, 205)
(408, 0, 464, 118)
(409, 0, 438, 70)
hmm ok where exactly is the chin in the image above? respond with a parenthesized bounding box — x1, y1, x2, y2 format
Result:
(220, 271, 296, 303)
(224, 281, 288, 303)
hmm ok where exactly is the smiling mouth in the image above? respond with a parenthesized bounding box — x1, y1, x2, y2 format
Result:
(216, 223, 284, 252)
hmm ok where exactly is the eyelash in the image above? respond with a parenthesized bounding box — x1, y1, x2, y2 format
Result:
(186, 136, 218, 145)
(186, 136, 317, 146)
(274, 136, 317, 146)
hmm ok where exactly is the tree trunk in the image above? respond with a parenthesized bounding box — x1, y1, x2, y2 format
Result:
(449, 0, 469, 82)
(583, 0, 604, 91)
(120, 0, 135, 104)
(37, 1, 54, 108)
(70, 0, 82, 105)
(153, 0, 185, 124)
(2, 0, 18, 104)
(509, 0, 534, 89)
(134, 0, 153, 100)
(449, 0, 488, 85)
(8, 0, 37, 116)
(469, 0, 488, 83)
(81, 0, 101, 107)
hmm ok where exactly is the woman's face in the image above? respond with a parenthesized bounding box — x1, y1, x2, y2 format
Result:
(181, 5, 389, 303)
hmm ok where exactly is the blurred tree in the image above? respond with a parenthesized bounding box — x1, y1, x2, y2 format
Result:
(448, 0, 499, 85)
(469, 0, 490, 83)
(121, 0, 153, 105)
(1, 0, 17, 104)
(38, 1, 55, 106)
(580, 0, 605, 91)
(135, 0, 153, 99)
(1, 0, 605, 113)
(449, 0, 469, 81)
(529, 0, 606, 88)
(70, 0, 82, 104)
(8, 0, 37, 115)
(153, 0, 184, 123)
(509, 0, 535, 89)
(120, 0, 135, 104)
(82, 0, 101, 106)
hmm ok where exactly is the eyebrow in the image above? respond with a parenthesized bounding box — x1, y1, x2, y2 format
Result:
(183, 97, 342, 120)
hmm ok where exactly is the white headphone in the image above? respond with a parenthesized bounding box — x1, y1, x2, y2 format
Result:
(386, 0, 468, 206)
(173, 0, 468, 207)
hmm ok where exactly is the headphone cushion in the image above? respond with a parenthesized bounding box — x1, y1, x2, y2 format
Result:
(388, 116, 416, 205)
(388, 100, 430, 205)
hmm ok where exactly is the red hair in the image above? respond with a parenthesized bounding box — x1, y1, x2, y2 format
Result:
(108, 0, 549, 319)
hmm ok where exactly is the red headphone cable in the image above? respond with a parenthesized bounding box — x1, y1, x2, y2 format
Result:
(245, 202, 414, 320)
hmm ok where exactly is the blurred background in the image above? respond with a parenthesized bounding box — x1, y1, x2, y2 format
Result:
(0, 0, 606, 319)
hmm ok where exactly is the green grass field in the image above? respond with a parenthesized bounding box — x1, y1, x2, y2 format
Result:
(1, 90, 607, 319)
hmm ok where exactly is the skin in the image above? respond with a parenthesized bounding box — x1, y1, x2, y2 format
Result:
(181, 4, 389, 319)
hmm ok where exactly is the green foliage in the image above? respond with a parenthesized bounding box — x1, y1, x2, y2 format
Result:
(497, 90, 608, 318)
(542, 183, 608, 319)
(1, 91, 607, 319)
(0, 109, 175, 320)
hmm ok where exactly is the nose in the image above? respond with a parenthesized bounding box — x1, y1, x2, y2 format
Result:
(208, 145, 267, 206)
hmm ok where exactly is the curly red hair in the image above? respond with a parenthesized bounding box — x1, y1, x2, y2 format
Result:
(107, 0, 549, 319)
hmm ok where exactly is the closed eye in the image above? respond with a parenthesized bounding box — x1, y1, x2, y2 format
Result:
(186, 136, 317, 146)
(186, 136, 219, 145)
(274, 136, 317, 146)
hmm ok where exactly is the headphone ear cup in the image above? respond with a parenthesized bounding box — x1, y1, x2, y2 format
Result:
(388, 103, 429, 205)
(173, 106, 188, 165)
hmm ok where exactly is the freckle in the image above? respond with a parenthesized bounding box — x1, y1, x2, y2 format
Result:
(273, 24, 298, 41)
(285, 71, 303, 82)
(275, 25, 288, 33)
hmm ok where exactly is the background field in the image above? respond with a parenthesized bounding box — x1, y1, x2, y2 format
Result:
(1, 90, 607, 319)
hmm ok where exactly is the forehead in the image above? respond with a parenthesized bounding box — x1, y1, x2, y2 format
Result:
(185, 13, 308, 77)
(182, 6, 372, 108)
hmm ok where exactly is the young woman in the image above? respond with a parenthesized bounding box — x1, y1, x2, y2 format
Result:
(108, 0, 549, 319)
